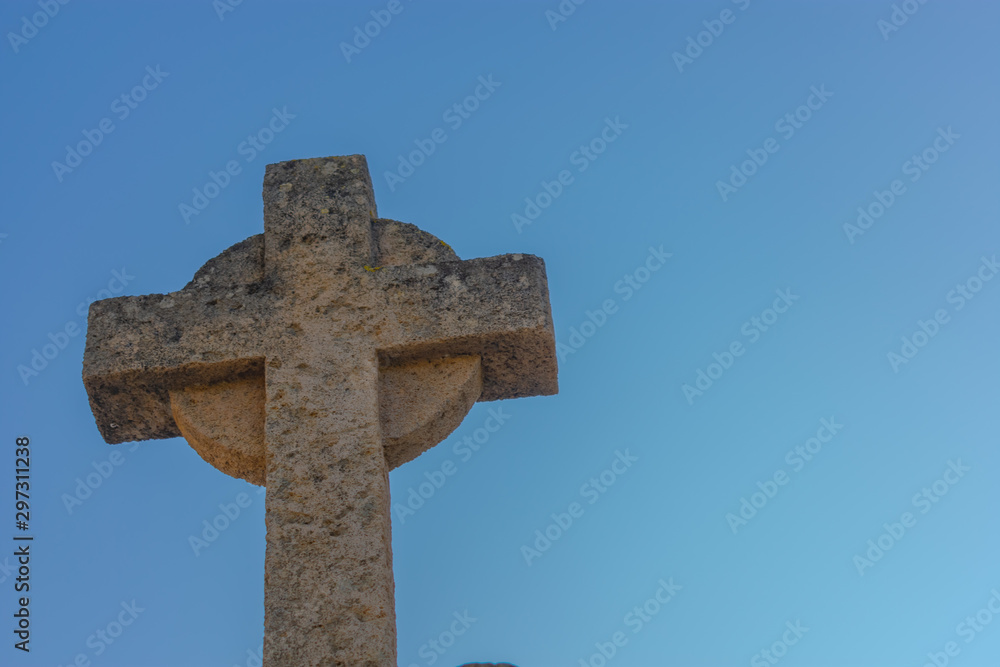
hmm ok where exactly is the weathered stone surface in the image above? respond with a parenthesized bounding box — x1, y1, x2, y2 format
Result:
(84, 233, 556, 444)
(170, 376, 267, 485)
(169, 354, 483, 485)
(82, 155, 558, 666)
(378, 355, 483, 469)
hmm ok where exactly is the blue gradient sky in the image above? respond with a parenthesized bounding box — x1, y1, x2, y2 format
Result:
(2, 1, 999, 666)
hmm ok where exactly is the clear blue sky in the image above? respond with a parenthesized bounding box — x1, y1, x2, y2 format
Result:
(2, 1, 999, 666)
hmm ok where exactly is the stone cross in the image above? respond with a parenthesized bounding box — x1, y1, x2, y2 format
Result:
(82, 155, 557, 666)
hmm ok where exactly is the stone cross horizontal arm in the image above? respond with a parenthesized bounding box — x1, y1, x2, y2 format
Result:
(83, 252, 555, 444)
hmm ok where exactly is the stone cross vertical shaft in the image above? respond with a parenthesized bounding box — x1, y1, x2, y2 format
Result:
(82, 155, 557, 666)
